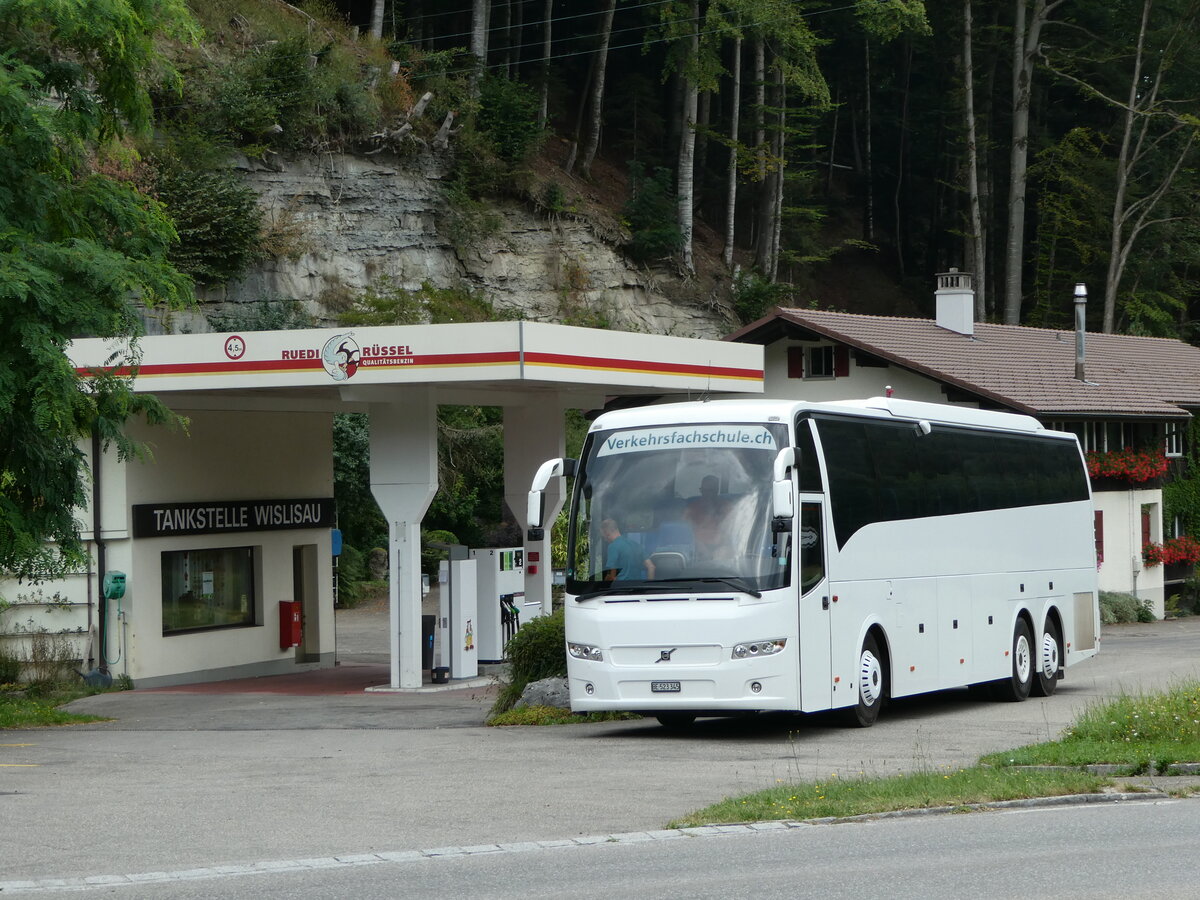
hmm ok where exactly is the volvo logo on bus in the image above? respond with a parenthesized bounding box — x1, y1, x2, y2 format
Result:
(656, 648, 677, 663)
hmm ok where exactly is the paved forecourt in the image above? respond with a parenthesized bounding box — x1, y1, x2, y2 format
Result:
(2, 618, 1198, 887)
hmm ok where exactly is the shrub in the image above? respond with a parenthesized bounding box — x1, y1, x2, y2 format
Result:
(623, 163, 682, 262)
(0, 647, 20, 685)
(1099, 591, 1155, 624)
(491, 608, 566, 714)
(336, 543, 366, 608)
(475, 74, 544, 165)
(154, 162, 263, 285)
(732, 269, 791, 323)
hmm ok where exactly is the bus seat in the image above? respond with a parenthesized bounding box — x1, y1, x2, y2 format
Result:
(650, 550, 687, 579)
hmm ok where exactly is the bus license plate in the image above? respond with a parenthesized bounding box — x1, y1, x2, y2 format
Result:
(651, 681, 681, 693)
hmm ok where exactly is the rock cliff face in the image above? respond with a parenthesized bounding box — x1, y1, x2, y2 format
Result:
(155, 152, 736, 339)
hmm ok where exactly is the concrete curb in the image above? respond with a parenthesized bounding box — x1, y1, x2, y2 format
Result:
(0, 792, 1178, 895)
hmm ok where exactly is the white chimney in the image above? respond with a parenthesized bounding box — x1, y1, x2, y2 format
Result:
(1074, 282, 1087, 381)
(935, 269, 975, 336)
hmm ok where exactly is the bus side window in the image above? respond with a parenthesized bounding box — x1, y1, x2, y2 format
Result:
(795, 419, 824, 492)
(799, 502, 824, 593)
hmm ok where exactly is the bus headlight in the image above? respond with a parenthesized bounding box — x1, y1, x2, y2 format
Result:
(732, 639, 786, 659)
(568, 642, 604, 662)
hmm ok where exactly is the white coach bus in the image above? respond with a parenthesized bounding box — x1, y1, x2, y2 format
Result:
(527, 397, 1100, 728)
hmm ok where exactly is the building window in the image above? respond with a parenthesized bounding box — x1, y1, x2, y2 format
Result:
(161, 547, 257, 635)
(1165, 421, 1183, 458)
(787, 344, 850, 380)
(806, 345, 835, 379)
(1048, 420, 1160, 454)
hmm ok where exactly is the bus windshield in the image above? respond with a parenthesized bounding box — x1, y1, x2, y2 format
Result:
(567, 422, 792, 595)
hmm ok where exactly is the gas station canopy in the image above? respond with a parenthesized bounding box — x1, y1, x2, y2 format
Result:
(69, 320, 764, 690)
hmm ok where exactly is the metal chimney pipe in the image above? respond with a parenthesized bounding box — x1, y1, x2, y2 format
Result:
(1074, 283, 1087, 381)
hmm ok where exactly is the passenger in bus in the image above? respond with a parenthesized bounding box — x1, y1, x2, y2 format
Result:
(600, 518, 656, 581)
(684, 475, 732, 560)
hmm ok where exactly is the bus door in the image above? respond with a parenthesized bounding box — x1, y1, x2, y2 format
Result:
(797, 499, 832, 711)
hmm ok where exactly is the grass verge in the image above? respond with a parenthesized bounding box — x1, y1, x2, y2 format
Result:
(674, 682, 1200, 827)
(0, 686, 113, 729)
(980, 680, 1200, 773)
(668, 767, 1110, 828)
(487, 705, 641, 726)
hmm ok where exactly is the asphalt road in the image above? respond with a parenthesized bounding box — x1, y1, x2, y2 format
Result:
(2, 616, 1200, 893)
(52, 797, 1198, 900)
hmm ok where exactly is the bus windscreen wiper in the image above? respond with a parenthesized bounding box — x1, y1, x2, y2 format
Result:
(575, 583, 688, 602)
(694, 577, 763, 599)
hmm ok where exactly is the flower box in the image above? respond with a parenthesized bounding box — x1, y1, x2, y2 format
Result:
(1087, 448, 1170, 485)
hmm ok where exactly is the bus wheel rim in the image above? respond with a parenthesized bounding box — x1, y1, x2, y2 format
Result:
(859, 650, 882, 706)
(1040, 631, 1059, 679)
(1015, 633, 1031, 683)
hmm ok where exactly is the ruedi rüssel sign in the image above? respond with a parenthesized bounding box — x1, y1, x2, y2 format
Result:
(132, 499, 335, 538)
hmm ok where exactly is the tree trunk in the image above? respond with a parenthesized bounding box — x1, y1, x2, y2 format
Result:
(677, 1, 700, 274)
(563, 52, 596, 175)
(723, 35, 742, 269)
(370, 0, 385, 40)
(864, 36, 874, 242)
(538, 0, 552, 126)
(964, 0, 987, 320)
(751, 34, 766, 250)
(826, 81, 840, 197)
(1003, 0, 1060, 325)
(580, 0, 617, 178)
(893, 40, 912, 277)
(770, 69, 786, 282)
(470, 0, 489, 99)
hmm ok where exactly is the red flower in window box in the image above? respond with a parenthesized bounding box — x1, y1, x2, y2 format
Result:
(1142, 536, 1200, 568)
(1086, 448, 1169, 484)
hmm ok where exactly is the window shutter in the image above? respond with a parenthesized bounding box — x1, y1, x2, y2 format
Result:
(834, 345, 850, 377)
(1094, 510, 1104, 565)
(1142, 508, 1151, 548)
(787, 346, 804, 379)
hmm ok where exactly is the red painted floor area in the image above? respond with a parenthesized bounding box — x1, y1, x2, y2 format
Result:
(141, 663, 394, 695)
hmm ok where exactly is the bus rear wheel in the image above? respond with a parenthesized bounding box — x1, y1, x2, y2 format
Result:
(844, 634, 886, 727)
(995, 619, 1034, 702)
(1031, 617, 1062, 698)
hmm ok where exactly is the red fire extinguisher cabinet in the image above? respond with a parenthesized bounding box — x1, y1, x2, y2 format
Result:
(279, 600, 302, 649)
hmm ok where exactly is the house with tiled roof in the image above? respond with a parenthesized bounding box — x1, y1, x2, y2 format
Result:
(727, 272, 1200, 617)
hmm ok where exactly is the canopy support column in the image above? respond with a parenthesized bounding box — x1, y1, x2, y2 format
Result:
(370, 391, 437, 689)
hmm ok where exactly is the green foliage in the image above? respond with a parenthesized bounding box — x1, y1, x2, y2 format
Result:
(732, 269, 792, 323)
(492, 608, 566, 715)
(0, 648, 19, 685)
(673, 767, 1106, 827)
(0, 0, 197, 581)
(1099, 591, 1155, 625)
(159, 29, 386, 153)
(335, 543, 366, 608)
(476, 75, 544, 165)
(153, 160, 263, 285)
(623, 163, 683, 262)
(337, 278, 493, 327)
(332, 413, 387, 555)
(206, 296, 315, 332)
(488, 706, 639, 726)
(982, 682, 1200, 772)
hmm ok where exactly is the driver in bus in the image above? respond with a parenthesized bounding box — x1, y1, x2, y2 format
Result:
(600, 518, 656, 581)
(684, 474, 732, 560)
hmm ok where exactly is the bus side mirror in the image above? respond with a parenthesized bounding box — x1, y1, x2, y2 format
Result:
(527, 457, 578, 533)
(772, 447, 795, 519)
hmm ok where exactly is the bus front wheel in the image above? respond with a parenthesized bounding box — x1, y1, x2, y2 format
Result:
(845, 634, 887, 727)
(995, 619, 1034, 702)
(1031, 617, 1062, 698)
